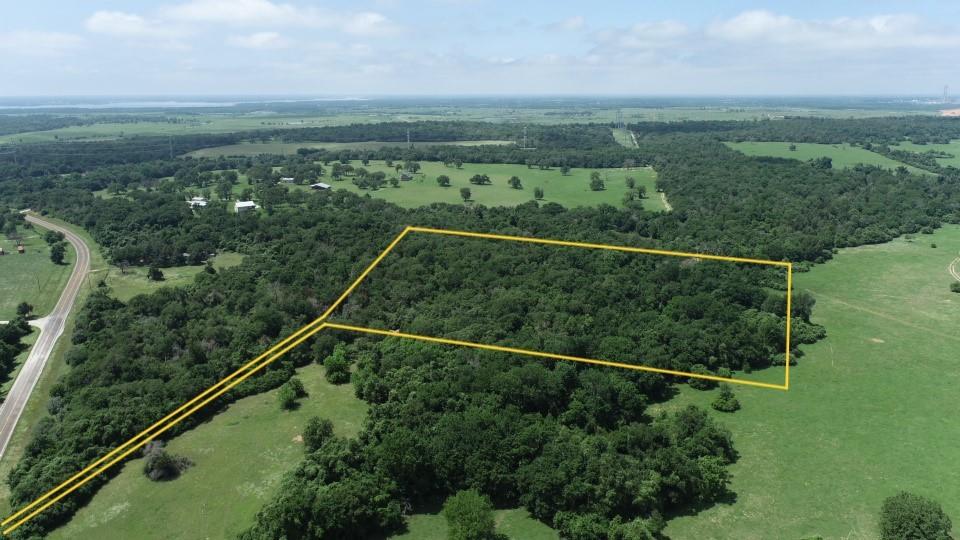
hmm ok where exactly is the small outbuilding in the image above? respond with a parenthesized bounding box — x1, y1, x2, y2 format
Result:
(188, 196, 208, 208)
(310, 182, 332, 190)
(400, 172, 414, 181)
(235, 201, 258, 213)
(280, 177, 296, 184)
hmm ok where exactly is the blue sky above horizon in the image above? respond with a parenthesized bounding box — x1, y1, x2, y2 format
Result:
(1, 0, 958, 96)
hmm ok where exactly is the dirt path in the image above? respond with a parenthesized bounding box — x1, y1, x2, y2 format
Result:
(0, 214, 90, 459)
(948, 256, 960, 281)
(629, 130, 639, 148)
(660, 191, 672, 212)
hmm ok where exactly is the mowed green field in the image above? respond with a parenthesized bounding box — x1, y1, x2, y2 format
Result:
(48, 363, 369, 540)
(186, 140, 513, 158)
(662, 225, 960, 539)
(726, 141, 929, 174)
(892, 139, 960, 168)
(0, 225, 75, 320)
(229, 161, 664, 211)
(98, 252, 244, 302)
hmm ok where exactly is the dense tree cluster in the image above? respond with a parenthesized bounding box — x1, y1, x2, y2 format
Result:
(0, 316, 32, 398)
(638, 136, 960, 262)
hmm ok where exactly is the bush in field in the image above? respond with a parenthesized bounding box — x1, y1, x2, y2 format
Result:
(142, 441, 192, 481)
(879, 492, 952, 540)
(712, 384, 740, 412)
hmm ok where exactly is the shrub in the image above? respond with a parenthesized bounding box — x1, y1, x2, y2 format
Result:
(688, 364, 717, 390)
(712, 384, 741, 412)
(142, 441, 192, 481)
(442, 489, 502, 540)
(148, 266, 164, 281)
(951, 282, 960, 293)
(303, 417, 334, 453)
(277, 383, 298, 410)
(879, 492, 952, 540)
(323, 344, 351, 384)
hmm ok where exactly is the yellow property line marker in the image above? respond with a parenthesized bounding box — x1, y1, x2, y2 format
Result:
(2, 225, 791, 534)
(324, 322, 789, 391)
(1, 227, 412, 535)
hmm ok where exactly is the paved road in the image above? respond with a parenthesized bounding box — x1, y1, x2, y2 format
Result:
(0, 215, 90, 459)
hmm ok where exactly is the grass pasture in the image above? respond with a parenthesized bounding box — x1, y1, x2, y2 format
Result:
(186, 140, 513, 158)
(227, 161, 664, 211)
(48, 363, 369, 540)
(891, 139, 960, 168)
(0, 225, 75, 320)
(726, 141, 929, 174)
(662, 225, 960, 539)
(98, 252, 244, 302)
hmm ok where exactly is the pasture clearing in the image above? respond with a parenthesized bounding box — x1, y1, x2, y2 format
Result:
(46, 363, 369, 540)
(662, 225, 960, 539)
(99, 252, 244, 302)
(726, 141, 929, 174)
(186, 140, 513, 158)
(611, 128, 637, 148)
(232, 161, 664, 211)
(891, 139, 960, 168)
(0, 225, 75, 320)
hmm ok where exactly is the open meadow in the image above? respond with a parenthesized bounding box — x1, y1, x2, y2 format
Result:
(726, 141, 929, 174)
(47, 363, 369, 540)
(891, 139, 960, 168)
(661, 225, 960, 539)
(229, 161, 664, 211)
(0, 224, 75, 320)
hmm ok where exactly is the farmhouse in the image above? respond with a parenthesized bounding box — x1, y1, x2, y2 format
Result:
(188, 196, 208, 208)
(235, 200, 258, 213)
(280, 177, 296, 184)
(310, 182, 332, 190)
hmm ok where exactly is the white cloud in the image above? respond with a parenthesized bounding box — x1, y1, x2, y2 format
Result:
(164, 0, 302, 26)
(707, 10, 960, 50)
(548, 15, 585, 32)
(162, 0, 399, 34)
(85, 11, 175, 39)
(342, 12, 397, 36)
(227, 31, 290, 49)
(592, 20, 688, 52)
(0, 31, 83, 57)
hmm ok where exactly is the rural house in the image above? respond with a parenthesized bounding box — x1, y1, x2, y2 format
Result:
(235, 200, 258, 213)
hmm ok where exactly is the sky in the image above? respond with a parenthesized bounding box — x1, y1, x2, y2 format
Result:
(0, 0, 958, 96)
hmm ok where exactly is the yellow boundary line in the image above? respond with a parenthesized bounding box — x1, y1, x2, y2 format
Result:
(2, 225, 792, 534)
(323, 323, 788, 391)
